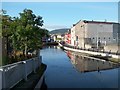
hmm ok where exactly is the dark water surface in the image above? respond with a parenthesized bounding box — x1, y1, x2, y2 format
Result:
(40, 46, 118, 88)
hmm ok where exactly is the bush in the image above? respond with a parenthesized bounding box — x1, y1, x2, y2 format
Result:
(8, 54, 36, 64)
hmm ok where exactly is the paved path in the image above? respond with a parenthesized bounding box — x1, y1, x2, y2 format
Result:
(59, 43, 120, 59)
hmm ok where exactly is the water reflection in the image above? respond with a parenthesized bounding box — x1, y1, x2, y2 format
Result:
(42, 45, 61, 50)
(66, 51, 118, 73)
(41, 47, 118, 88)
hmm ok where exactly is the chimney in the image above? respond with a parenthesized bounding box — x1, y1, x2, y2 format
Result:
(73, 24, 75, 26)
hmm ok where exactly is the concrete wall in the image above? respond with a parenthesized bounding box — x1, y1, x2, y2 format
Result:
(70, 20, 116, 49)
(0, 38, 2, 66)
(0, 57, 42, 89)
(74, 21, 85, 48)
(85, 44, 92, 49)
(34, 73, 45, 89)
(104, 44, 119, 53)
(113, 23, 120, 44)
(0, 38, 2, 89)
(63, 45, 119, 59)
(87, 23, 113, 45)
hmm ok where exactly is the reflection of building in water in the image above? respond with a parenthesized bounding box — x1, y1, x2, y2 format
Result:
(67, 51, 76, 64)
(66, 51, 117, 73)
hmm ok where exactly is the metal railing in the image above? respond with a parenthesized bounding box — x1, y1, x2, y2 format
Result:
(60, 42, 120, 55)
(0, 56, 42, 89)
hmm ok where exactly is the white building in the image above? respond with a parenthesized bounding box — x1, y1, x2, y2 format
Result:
(51, 34, 64, 42)
(71, 20, 119, 50)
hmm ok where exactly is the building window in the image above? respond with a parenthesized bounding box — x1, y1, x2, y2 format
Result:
(113, 38, 116, 40)
(109, 37, 110, 41)
(76, 36, 78, 41)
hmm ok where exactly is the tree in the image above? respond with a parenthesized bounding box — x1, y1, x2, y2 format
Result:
(18, 9, 43, 55)
(10, 9, 48, 56)
(1, 9, 12, 37)
(0, 9, 12, 65)
(1, 9, 49, 64)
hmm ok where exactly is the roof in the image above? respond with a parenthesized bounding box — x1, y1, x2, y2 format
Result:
(74, 20, 119, 26)
(83, 20, 119, 24)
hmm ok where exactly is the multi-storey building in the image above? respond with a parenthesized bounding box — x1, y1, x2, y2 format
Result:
(64, 30, 71, 45)
(71, 26, 76, 46)
(70, 20, 119, 51)
(51, 34, 64, 42)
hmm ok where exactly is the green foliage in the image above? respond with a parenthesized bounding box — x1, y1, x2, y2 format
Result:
(1, 9, 12, 37)
(1, 9, 49, 64)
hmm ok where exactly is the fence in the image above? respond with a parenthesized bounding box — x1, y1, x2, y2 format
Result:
(0, 56, 42, 89)
(59, 43, 120, 59)
(59, 42, 120, 55)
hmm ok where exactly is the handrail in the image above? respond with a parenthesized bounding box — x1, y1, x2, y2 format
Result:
(0, 56, 42, 89)
(0, 57, 38, 69)
(60, 42, 120, 55)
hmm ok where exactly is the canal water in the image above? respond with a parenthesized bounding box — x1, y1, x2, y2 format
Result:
(40, 46, 119, 88)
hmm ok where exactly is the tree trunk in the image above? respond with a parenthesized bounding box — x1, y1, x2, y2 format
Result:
(24, 44, 27, 56)
(36, 49, 40, 57)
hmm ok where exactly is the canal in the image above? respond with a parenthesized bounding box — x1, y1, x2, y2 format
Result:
(40, 46, 119, 88)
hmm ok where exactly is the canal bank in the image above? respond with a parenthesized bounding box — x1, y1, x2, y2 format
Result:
(12, 63, 47, 90)
(0, 56, 47, 89)
(59, 43, 120, 63)
(41, 46, 118, 88)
